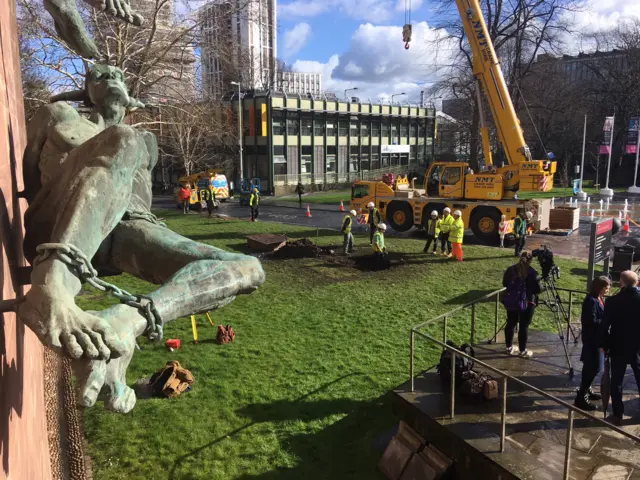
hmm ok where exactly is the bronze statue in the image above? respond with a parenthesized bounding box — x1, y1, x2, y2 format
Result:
(18, 63, 265, 413)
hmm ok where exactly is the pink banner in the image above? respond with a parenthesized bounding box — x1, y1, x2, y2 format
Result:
(626, 145, 637, 154)
(600, 145, 611, 154)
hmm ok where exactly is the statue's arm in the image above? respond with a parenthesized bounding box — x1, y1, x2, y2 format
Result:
(43, 0, 143, 59)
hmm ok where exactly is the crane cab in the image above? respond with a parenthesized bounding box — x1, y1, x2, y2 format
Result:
(425, 162, 505, 201)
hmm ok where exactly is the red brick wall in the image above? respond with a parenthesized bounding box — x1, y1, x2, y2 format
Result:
(0, 0, 52, 478)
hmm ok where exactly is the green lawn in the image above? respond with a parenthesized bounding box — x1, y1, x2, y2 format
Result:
(278, 190, 351, 205)
(81, 211, 591, 480)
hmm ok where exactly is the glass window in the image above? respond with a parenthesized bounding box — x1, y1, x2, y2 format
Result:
(314, 118, 325, 136)
(410, 122, 417, 137)
(302, 146, 313, 155)
(371, 122, 380, 137)
(287, 118, 299, 135)
(326, 155, 336, 172)
(370, 153, 380, 170)
(351, 184, 369, 199)
(326, 120, 336, 136)
(301, 118, 312, 135)
(301, 155, 312, 173)
(381, 121, 390, 137)
(272, 112, 285, 135)
(327, 145, 337, 155)
(350, 155, 359, 172)
(274, 155, 287, 175)
(361, 123, 369, 137)
(339, 120, 348, 136)
(350, 121, 359, 136)
(274, 145, 285, 155)
(400, 120, 408, 137)
(350, 145, 358, 155)
(442, 167, 462, 185)
(361, 155, 370, 171)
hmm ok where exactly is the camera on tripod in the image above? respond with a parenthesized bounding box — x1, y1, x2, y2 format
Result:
(532, 245, 560, 281)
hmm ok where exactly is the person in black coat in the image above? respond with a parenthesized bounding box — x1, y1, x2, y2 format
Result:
(601, 270, 640, 425)
(574, 276, 610, 411)
(502, 251, 542, 357)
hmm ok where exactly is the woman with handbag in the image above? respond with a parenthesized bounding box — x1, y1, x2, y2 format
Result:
(502, 251, 542, 357)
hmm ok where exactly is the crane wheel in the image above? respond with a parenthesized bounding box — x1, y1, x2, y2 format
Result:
(386, 201, 414, 232)
(470, 207, 501, 244)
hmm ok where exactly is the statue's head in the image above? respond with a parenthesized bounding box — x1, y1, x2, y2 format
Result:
(49, 64, 144, 110)
(86, 64, 130, 108)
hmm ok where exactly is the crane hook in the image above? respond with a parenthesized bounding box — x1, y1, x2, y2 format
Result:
(404, 42, 410, 50)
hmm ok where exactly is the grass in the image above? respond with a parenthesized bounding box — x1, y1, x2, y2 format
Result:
(81, 210, 591, 480)
(278, 190, 351, 205)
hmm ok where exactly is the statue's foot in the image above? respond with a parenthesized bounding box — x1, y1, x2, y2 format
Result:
(74, 304, 140, 413)
(17, 285, 127, 360)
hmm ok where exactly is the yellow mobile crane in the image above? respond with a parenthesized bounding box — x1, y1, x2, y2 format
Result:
(350, 0, 556, 241)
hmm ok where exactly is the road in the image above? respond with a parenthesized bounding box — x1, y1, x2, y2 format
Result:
(153, 195, 640, 261)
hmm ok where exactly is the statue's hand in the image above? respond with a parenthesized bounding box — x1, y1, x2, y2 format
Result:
(18, 285, 126, 361)
(84, 0, 144, 26)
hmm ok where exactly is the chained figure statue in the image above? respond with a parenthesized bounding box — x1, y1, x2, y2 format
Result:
(18, 64, 265, 413)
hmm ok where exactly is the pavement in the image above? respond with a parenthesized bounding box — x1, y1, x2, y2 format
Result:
(153, 194, 640, 262)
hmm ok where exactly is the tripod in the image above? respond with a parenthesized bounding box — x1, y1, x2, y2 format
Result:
(537, 273, 580, 378)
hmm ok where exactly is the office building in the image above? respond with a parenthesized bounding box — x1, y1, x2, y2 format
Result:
(277, 71, 322, 96)
(235, 92, 436, 194)
(536, 50, 629, 83)
(199, 0, 277, 97)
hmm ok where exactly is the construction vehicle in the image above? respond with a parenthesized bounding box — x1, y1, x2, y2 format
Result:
(175, 169, 229, 210)
(350, 0, 556, 241)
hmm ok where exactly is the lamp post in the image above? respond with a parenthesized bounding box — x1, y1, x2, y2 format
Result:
(391, 92, 407, 104)
(230, 81, 244, 183)
(344, 87, 358, 101)
(577, 114, 587, 200)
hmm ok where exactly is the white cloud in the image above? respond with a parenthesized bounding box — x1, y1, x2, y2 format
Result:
(280, 0, 415, 22)
(282, 23, 312, 58)
(292, 22, 456, 101)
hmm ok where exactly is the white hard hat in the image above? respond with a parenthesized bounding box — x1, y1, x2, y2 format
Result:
(349, 209, 357, 216)
(430, 210, 438, 217)
(453, 210, 462, 216)
(443, 207, 451, 213)
(367, 202, 375, 208)
(378, 223, 387, 231)
(526, 211, 533, 220)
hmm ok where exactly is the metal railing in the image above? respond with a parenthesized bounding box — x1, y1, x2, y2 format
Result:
(409, 287, 640, 480)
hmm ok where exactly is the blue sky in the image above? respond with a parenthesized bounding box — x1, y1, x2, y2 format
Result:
(275, 0, 640, 102)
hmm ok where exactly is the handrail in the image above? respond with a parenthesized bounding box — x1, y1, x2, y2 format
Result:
(408, 285, 640, 480)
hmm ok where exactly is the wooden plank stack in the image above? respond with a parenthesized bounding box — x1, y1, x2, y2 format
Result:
(549, 207, 580, 231)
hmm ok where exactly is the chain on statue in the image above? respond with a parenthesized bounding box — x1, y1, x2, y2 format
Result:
(123, 210, 167, 227)
(33, 243, 164, 341)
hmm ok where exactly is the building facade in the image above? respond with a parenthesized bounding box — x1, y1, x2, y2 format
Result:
(200, 0, 277, 97)
(536, 50, 629, 84)
(277, 71, 322, 96)
(236, 92, 436, 194)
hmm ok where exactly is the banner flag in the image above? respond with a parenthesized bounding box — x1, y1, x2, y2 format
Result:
(626, 117, 639, 155)
(600, 116, 614, 155)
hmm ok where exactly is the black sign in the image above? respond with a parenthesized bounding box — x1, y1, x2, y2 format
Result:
(587, 218, 612, 289)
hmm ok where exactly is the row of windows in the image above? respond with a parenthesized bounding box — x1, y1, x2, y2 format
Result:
(271, 153, 424, 176)
(271, 116, 429, 137)
(272, 145, 427, 155)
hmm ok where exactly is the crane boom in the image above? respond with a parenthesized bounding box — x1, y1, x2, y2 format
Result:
(455, 0, 532, 165)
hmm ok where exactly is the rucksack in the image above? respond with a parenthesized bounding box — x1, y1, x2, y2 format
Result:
(216, 325, 236, 344)
(437, 341, 475, 385)
(502, 266, 528, 312)
(149, 360, 194, 399)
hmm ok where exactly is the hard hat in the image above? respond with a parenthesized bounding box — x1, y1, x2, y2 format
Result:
(378, 223, 387, 231)
(443, 207, 451, 213)
(526, 211, 533, 220)
(349, 209, 357, 216)
(253, 187, 258, 192)
(367, 202, 375, 208)
(453, 210, 462, 216)
(430, 210, 438, 217)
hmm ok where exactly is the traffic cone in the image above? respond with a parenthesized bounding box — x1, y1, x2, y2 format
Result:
(340, 200, 345, 212)
(306, 205, 312, 217)
(624, 215, 630, 232)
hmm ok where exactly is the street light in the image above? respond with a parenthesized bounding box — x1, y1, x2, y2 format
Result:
(344, 87, 358, 101)
(230, 81, 244, 183)
(391, 92, 407, 104)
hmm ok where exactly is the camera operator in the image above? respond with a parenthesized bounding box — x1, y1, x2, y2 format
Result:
(502, 251, 542, 357)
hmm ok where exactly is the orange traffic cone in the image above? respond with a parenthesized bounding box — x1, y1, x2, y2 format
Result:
(340, 200, 345, 212)
(624, 215, 630, 232)
(306, 205, 312, 217)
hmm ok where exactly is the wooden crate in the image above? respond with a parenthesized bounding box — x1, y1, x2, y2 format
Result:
(549, 207, 579, 231)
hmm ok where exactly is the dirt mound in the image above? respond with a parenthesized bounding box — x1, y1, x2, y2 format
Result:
(268, 238, 337, 259)
(324, 251, 408, 271)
